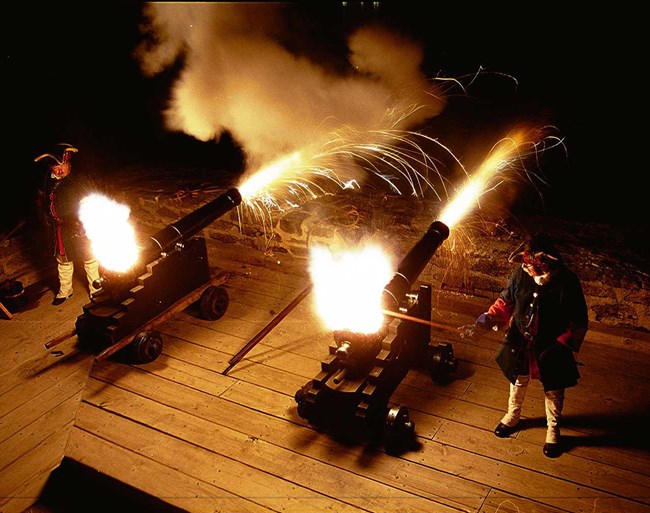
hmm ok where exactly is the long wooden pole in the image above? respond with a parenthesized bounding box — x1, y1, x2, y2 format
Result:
(223, 283, 312, 375)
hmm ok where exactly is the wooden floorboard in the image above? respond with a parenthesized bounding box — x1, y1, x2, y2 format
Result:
(79, 284, 650, 513)
(2, 244, 649, 513)
(0, 427, 70, 513)
(67, 426, 277, 513)
(0, 273, 94, 513)
(80, 254, 650, 511)
(80, 367, 479, 513)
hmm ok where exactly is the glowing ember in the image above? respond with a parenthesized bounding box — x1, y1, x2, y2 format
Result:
(309, 244, 394, 333)
(79, 193, 139, 273)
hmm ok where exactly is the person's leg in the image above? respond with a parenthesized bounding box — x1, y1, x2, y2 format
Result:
(495, 374, 529, 437)
(543, 388, 565, 457)
(84, 258, 101, 295)
(502, 374, 530, 426)
(53, 256, 74, 304)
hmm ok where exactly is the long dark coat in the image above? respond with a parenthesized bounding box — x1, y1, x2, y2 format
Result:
(491, 265, 589, 391)
(42, 172, 95, 262)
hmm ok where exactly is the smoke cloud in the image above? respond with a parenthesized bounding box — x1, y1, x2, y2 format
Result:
(135, 3, 445, 171)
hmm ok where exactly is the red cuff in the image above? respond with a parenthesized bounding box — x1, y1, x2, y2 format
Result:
(556, 332, 573, 350)
(487, 297, 513, 326)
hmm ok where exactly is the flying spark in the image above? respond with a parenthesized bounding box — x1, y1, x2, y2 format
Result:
(236, 122, 465, 235)
(309, 124, 563, 334)
(440, 125, 564, 228)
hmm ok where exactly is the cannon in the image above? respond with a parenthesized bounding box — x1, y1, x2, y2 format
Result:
(294, 220, 458, 451)
(74, 187, 242, 364)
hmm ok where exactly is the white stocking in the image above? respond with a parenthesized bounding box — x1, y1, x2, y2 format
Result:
(501, 374, 530, 427)
(544, 388, 565, 443)
(56, 256, 74, 298)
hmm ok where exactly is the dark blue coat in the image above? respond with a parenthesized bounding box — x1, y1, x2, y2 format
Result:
(491, 264, 589, 391)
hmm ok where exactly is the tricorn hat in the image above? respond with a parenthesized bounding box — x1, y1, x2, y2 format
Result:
(509, 233, 562, 264)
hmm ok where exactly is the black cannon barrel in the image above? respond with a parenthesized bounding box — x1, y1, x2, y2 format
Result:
(142, 187, 242, 263)
(382, 220, 449, 312)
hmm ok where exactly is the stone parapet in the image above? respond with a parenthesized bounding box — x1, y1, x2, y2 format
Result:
(2, 177, 647, 332)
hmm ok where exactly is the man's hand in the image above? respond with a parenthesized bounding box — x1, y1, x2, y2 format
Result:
(475, 312, 496, 330)
(459, 312, 499, 339)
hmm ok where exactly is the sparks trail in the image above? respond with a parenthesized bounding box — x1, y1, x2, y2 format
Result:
(235, 123, 468, 238)
(234, 70, 547, 228)
(235, 121, 563, 246)
(439, 124, 565, 229)
(307, 124, 564, 335)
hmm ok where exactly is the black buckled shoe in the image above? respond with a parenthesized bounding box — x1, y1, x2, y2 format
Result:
(543, 442, 562, 458)
(51, 293, 73, 306)
(494, 422, 519, 438)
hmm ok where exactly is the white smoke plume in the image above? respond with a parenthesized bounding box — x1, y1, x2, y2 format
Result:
(135, 3, 445, 171)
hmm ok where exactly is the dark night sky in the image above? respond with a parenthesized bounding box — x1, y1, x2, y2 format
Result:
(4, 2, 642, 235)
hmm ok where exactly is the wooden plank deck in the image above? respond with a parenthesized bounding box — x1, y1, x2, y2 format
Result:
(2, 242, 649, 513)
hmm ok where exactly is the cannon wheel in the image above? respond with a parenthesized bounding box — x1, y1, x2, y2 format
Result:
(429, 342, 458, 384)
(294, 385, 315, 422)
(384, 405, 415, 451)
(130, 330, 163, 364)
(199, 285, 229, 320)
